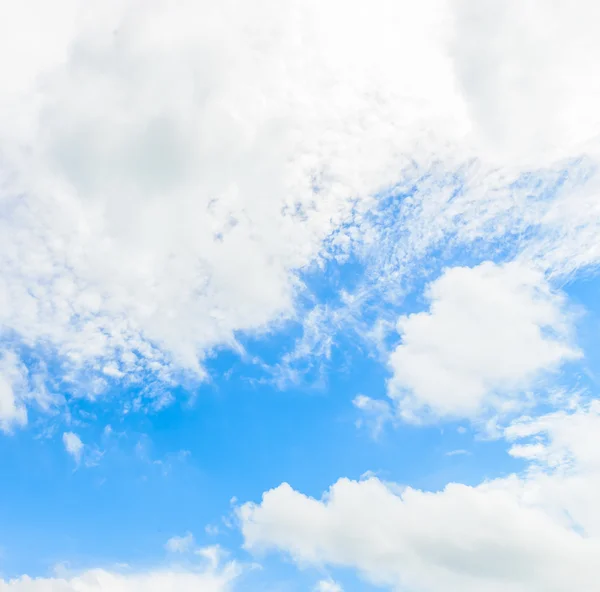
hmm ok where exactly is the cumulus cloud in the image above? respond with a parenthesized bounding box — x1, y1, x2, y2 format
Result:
(62, 431, 84, 464)
(386, 262, 580, 421)
(0, 563, 239, 592)
(239, 402, 600, 592)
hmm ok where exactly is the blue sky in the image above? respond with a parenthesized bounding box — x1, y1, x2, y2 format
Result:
(1, 1, 600, 591)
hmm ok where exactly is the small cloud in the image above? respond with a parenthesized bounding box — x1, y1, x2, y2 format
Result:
(165, 532, 195, 553)
(353, 395, 393, 438)
(102, 363, 124, 378)
(134, 438, 149, 461)
(63, 432, 84, 465)
(196, 545, 225, 570)
(177, 449, 191, 460)
(84, 447, 104, 468)
(221, 514, 234, 530)
(205, 524, 220, 536)
(315, 579, 343, 592)
(445, 449, 471, 457)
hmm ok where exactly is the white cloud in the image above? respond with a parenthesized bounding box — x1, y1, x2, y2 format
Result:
(239, 402, 600, 592)
(196, 546, 226, 571)
(165, 532, 195, 554)
(1, 0, 599, 411)
(0, 352, 28, 432)
(450, 0, 600, 166)
(445, 449, 469, 457)
(164, 535, 226, 571)
(0, 564, 239, 592)
(387, 262, 580, 421)
(62, 432, 84, 464)
(353, 395, 393, 437)
(0, 0, 598, 444)
(315, 579, 343, 592)
(0, 0, 462, 399)
(518, 171, 600, 277)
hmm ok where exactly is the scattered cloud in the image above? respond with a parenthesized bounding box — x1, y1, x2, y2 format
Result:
(205, 524, 221, 537)
(444, 449, 469, 457)
(62, 432, 84, 465)
(196, 546, 227, 571)
(353, 395, 393, 438)
(239, 401, 600, 592)
(165, 532, 195, 554)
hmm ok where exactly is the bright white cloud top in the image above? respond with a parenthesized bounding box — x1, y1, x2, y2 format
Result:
(62, 431, 84, 465)
(240, 402, 600, 592)
(0, 1, 599, 591)
(388, 262, 580, 421)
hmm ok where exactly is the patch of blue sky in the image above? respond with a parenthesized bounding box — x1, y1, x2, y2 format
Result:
(0, 295, 526, 578)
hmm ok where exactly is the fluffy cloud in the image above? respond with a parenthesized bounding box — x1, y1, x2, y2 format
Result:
(239, 402, 600, 592)
(1, 0, 599, 416)
(165, 533, 195, 554)
(315, 580, 343, 592)
(62, 431, 84, 464)
(0, 542, 239, 591)
(0, 0, 460, 396)
(386, 262, 579, 421)
(450, 0, 600, 165)
(0, 564, 239, 592)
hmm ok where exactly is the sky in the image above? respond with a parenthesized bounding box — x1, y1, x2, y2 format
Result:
(1, 1, 600, 591)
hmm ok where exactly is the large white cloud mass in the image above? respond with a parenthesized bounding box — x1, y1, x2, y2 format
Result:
(2, 0, 600, 415)
(0, 0, 457, 390)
